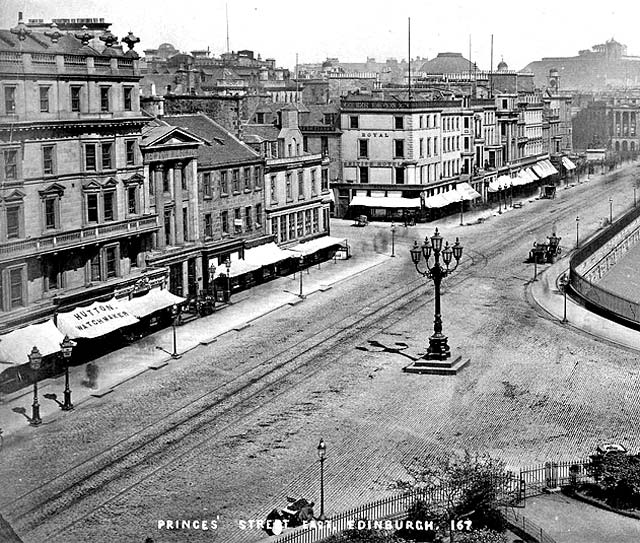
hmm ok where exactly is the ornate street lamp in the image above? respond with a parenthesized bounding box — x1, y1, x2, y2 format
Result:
(60, 335, 75, 411)
(317, 438, 327, 521)
(391, 223, 397, 257)
(575, 215, 580, 248)
(459, 196, 464, 226)
(28, 346, 42, 426)
(410, 228, 463, 360)
(497, 185, 503, 214)
(225, 258, 232, 302)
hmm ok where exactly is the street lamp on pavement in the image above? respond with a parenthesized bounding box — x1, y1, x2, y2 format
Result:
(28, 346, 42, 426)
(60, 335, 75, 411)
(225, 258, 232, 302)
(317, 438, 327, 521)
(298, 255, 305, 299)
(410, 229, 464, 360)
(609, 197, 614, 222)
(459, 196, 464, 226)
(391, 223, 397, 257)
(170, 304, 181, 359)
(575, 216, 580, 248)
(559, 273, 569, 323)
(497, 185, 503, 214)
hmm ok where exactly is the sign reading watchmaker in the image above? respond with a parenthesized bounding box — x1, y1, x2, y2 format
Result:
(57, 299, 139, 339)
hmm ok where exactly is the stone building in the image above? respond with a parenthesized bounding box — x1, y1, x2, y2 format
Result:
(0, 15, 158, 331)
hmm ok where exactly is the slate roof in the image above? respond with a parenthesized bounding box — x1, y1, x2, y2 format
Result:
(242, 123, 280, 142)
(163, 114, 262, 167)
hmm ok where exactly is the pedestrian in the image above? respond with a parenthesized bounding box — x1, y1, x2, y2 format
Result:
(85, 362, 99, 389)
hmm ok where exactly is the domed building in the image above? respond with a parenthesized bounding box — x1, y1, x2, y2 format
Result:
(497, 58, 509, 72)
(419, 52, 473, 74)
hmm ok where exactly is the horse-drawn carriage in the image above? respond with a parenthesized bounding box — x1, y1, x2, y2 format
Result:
(264, 497, 316, 536)
(527, 233, 562, 264)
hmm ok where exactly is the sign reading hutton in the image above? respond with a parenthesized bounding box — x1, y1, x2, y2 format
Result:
(57, 300, 139, 339)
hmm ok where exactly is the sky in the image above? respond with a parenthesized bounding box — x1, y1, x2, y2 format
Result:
(1, 0, 639, 71)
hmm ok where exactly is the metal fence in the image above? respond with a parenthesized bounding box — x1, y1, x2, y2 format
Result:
(570, 204, 640, 324)
(519, 459, 593, 499)
(504, 508, 557, 543)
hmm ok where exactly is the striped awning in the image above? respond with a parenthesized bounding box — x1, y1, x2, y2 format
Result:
(349, 195, 422, 209)
(562, 157, 577, 170)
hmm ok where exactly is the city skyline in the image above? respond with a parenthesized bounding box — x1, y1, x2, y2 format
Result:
(2, 0, 638, 72)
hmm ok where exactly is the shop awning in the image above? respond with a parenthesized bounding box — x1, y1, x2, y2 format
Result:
(533, 159, 559, 178)
(349, 195, 422, 209)
(57, 299, 139, 339)
(214, 242, 298, 279)
(289, 236, 347, 256)
(322, 190, 336, 203)
(0, 319, 65, 366)
(562, 157, 577, 170)
(120, 288, 186, 319)
(488, 175, 512, 192)
(457, 182, 481, 200)
(422, 193, 450, 208)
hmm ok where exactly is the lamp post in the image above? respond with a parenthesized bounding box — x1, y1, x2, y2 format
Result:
(410, 229, 463, 360)
(497, 185, 502, 214)
(317, 438, 327, 521)
(559, 273, 569, 323)
(28, 346, 42, 426)
(459, 197, 464, 226)
(576, 215, 580, 248)
(170, 304, 181, 359)
(298, 255, 305, 298)
(608, 196, 614, 224)
(225, 258, 232, 302)
(391, 222, 397, 256)
(60, 335, 75, 411)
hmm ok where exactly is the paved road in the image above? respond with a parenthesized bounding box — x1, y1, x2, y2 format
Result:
(2, 163, 640, 543)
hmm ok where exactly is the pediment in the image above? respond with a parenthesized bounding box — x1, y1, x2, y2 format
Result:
(82, 179, 102, 190)
(147, 127, 205, 147)
(38, 182, 66, 197)
(123, 173, 145, 185)
(103, 177, 119, 188)
(3, 189, 25, 201)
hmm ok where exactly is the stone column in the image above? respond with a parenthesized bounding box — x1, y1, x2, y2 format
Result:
(143, 163, 151, 215)
(173, 161, 184, 244)
(154, 164, 166, 249)
(188, 159, 200, 241)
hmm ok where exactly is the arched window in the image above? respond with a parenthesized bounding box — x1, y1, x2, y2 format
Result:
(622, 141, 628, 152)
(615, 141, 620, 152)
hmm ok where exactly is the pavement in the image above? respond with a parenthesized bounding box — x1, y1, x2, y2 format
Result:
(0, 235, 389, 441)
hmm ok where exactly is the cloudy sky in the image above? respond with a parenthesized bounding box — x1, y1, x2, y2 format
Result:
(1, 0, 637, 71)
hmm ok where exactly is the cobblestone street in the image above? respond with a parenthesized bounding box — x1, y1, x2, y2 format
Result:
(2, 164, 640, 543)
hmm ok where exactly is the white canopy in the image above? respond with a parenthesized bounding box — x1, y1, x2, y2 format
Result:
(349, 195, 422, 209)
(423, 193, 450, 208)
(289, 236, 346, 256)
(0, 319, 65, 366)
(457, 182, 481, 200)
(562, 157, 577, 170)
(120, 288, 186, 319)
(533, 159, 559, 179)
(57, 299, 139, 339)
(213, 243, 298, 279)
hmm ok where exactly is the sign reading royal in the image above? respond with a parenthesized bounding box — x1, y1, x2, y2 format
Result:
(57, 299, 139, 339)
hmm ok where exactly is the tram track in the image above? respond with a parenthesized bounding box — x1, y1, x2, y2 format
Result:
(6, 166, 636, 542)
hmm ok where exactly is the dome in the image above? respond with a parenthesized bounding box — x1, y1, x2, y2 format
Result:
(497, 59, 509, 71)
(419, 52, 473, 74)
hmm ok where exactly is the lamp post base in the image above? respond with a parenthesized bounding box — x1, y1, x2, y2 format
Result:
(62, 390, 74, 411)
(425, 334, 451, 360)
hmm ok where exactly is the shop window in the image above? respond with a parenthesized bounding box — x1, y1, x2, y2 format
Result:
(312, 208, 319, 233)
(297, 211, 304, 238)
(105, 245, 118, 278)
(304, 209, 311, 235)
(288, 214, 295, 239)
(279, 215, 287, 242)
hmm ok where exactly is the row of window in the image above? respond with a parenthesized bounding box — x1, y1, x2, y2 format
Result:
(1, 186, 142, 240)
(349, 114, 466, 132)
(3, 84, 135, 115)
(1, 141, 138, 181)
(358, 139, 406, 159)
(268, 169, 329, 203)
(204, 204, 264, 238)
(201, 167, 263, 198)
(357, 166, 405, 184)
(273, 208, 321, 243)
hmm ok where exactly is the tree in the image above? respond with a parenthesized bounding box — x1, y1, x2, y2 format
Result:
(401, 452, 512, 541)
(587, 452, 640, 509)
